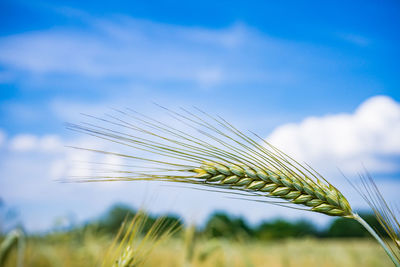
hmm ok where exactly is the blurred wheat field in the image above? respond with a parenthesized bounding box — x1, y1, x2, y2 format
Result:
(2, 236, 391, 267)
(148, 239, 390, 267)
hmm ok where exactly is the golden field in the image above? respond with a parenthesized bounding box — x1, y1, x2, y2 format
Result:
(2, 236, 391, 267)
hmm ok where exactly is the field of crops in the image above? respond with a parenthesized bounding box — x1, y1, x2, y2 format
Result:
(2, 235, 391, 267)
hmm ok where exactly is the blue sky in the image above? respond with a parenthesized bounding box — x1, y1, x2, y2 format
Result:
(0, 0, 399, 232)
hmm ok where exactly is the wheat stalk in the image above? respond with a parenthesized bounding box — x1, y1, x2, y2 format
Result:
(0, 229, 24, 267)
(68, 107, 399, 266)
(351, 172, 400, 264)
(102, 211, 179, 267)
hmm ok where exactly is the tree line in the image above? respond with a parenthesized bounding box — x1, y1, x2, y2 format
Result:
(81, 203, 386, 240)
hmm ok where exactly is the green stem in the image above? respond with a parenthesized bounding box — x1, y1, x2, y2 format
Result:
(353, 213, 399, 266)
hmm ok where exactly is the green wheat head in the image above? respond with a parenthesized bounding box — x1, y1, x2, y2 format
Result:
(68, 107, 352, 218)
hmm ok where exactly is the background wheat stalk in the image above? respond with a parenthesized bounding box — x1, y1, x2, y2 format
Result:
(103, 211, 179, 267)
(0, 229, 24, 267)
(68, 106, 399, 266)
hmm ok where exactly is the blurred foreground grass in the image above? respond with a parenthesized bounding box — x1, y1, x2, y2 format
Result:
(2, 235, 391, 267)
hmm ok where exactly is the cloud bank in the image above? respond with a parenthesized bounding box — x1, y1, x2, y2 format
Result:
(267, 95, 400, 174)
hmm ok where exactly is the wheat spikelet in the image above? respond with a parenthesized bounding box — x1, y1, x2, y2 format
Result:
(191, 160, 352, 217)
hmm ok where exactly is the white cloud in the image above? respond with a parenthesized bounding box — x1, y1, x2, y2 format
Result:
(5, 132, 129, 182)
(3, 131, 123, 181)
(267, 95, 400, 174)
(9, 134, 39, 151)
(9, 134, 64, 153)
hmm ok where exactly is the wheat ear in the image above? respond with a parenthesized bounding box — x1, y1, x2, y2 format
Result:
(68, 107, 398, 266)
(191, 160, 352, 217)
